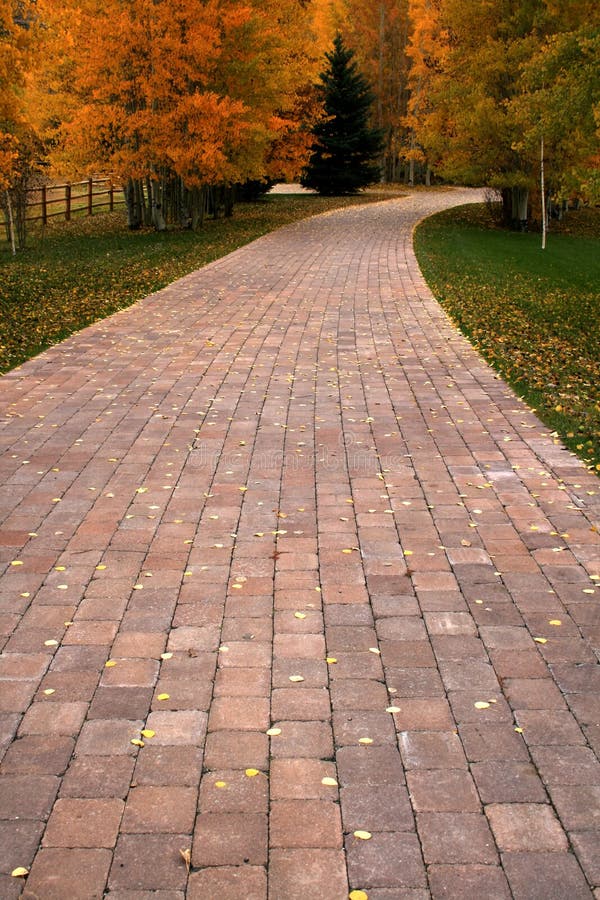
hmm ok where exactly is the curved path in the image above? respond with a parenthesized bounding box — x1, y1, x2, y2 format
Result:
(1, 189, 599, 899)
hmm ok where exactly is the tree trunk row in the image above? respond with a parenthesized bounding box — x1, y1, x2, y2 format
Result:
(124, 176, 236, 231)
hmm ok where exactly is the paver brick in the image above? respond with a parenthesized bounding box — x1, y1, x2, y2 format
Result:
(203, 730, 269, 771)
(471, 760, 547, 804)
(268, 849, 349, 900)
(187, 866, 267, 900)
(407, 769, 480, 812)
(270, 759, 339, 801)
(18, 700, 88, 736)
(428, 865, 512, 900)
(208, 696, 270, 732)
(501, 852, 593, 900)
(60, 755, 135, 798)
(192, 812, 268, 866)
(199, 768, 269, 813)
(109, 835, 190, 891)
(269, 720, 334, 759)
(42, 797, 124, 847)
(345, 831, 427, 889)
(1, 735, 74, 775)
(22, 848, 112, 899)
(486, 803, 569, 852)
(120, 786, 197, 833)
(340, 783, 415, 832)
(0, 820, 45, 874)
(417, 812, 498, 865)
(0, 774, 59, 820)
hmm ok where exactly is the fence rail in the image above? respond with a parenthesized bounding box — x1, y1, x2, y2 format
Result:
(25, 177, 125, 224)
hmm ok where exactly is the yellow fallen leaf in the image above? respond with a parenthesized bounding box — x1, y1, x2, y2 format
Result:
(368, 647, 380, 655)
(289, 675, 304, 683)
(514, 727, 524, 733)
(10, 560, 23, 566)
(215, 781, 227, 788)
(582, 589, 595, 594)
(353, 830, 372, 840)
(321, 776, 338, 786)
(161, 652, 173, 660)
(474, 701, 491, 710)
(44, 639, 59, 647)
(358, 737, 373, 745)
(326, 657, 337, 664)
(245, 768, 260, 777)
(105, 660, 117, 667)
(43, 689, 55, 695)
(140, 729, 155, 738)
(130, 739, 145, 747)
(267, 728, 282, 736)
(294, 612, 307, 619)
(342, 548, 354, 554)
(179, 848, 191, 872)
(548, 619, 562, 626)
(55, 565, 66, 571)
(533, 637, 548, 644)
(349, 891, 369, 900)
(157, 693, 170, 701)
(386, 706, 401, 714)
(11, 867, 29, 878)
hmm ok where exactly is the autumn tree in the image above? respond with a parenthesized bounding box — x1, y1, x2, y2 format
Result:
(37, 0, 316, 229)
(301, 34, 383, 194)
(406, 0, 600, 226)
(510, 11, 600, 213)
(0, 0, 44, 250)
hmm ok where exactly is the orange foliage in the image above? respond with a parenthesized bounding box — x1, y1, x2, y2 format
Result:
(37, 0, 316, 187)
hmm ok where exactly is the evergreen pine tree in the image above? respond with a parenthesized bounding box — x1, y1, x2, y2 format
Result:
(301, 34, 383, 195)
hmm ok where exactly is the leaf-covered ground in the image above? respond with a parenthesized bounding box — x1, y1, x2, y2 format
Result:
(0, 191, 402, 375)
(414, 204, 600, 473)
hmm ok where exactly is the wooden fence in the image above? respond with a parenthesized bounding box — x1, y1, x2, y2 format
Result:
(25, 177, 125, 224)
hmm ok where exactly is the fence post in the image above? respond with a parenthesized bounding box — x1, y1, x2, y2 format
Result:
(65, 183, 71, 221)
(41, 185, 48, 225)
(109, 179, 114, 211)
(88, 177, 93, 215)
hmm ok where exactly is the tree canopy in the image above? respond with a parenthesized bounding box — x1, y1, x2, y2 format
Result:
(1, 0, 598, 237)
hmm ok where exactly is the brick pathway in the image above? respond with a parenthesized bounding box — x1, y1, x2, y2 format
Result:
(1, 188, 599, 899)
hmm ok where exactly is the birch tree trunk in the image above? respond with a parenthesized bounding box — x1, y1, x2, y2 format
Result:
(541, 135, 547, 250)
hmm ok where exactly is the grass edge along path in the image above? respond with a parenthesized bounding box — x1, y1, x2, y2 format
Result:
(414, 203, 600, 474)
(0, 189, 405, 376)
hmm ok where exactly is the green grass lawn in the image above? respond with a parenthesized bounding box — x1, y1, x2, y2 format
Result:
(0, 190, 401, 375)
(414, 204, 600, 473)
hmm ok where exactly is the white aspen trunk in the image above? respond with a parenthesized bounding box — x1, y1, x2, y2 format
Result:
(6, 191, 16, 255)
(541, 135, 547, 250)
(150, 179, 166, 231)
